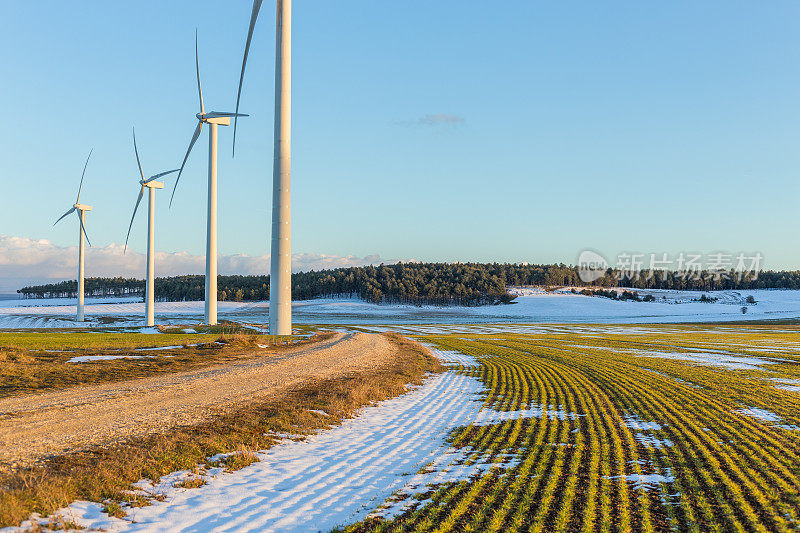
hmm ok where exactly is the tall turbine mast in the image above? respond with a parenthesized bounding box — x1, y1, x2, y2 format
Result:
(54, 150, 94, 322)
(271, 0, 292, 336)
(172, 31, 247, 326)
(234, 0, 292, 336)
(124, 128, 179, 327)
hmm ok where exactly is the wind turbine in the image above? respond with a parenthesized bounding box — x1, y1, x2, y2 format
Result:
(54, 150, 93, 322)
(171, 31, 248, 326)
(234, 0, 293, 336)
(124, 128, 179, 327)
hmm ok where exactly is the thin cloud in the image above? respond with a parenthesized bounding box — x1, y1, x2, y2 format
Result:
(0, 235, 393, 292)
(399, 113, 465, 127)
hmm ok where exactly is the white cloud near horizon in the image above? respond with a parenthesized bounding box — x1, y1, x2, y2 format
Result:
(0, 235, 393, 292)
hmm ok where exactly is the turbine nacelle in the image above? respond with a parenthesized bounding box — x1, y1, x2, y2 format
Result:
(125, 128, 179, 253)
(54, 150, 94, 247)
(196, 113, 238, 126)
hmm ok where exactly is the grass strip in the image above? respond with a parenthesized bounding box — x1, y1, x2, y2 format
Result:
(0, 333, 442, 528)
(0, 331, 330, 398)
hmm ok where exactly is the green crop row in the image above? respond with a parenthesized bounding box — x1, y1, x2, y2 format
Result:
(343, 324, 800, 532)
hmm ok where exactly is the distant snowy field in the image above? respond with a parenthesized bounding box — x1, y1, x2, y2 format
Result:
(1, 289, 800, 328)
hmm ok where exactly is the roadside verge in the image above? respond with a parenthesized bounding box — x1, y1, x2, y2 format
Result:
(0, 332, 442, 528)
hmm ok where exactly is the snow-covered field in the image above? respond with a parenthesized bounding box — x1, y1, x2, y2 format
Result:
(3, 289, 800, 329)
(14, 331, 772, 531)
(4, 305, 799, 530)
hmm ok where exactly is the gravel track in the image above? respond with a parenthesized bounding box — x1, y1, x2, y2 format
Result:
(0, 332, 401, 466)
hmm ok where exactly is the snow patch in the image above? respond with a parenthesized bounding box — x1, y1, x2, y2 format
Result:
(67, 354, 153, 363)
(736, 407, 781, 422)
(608, 472, 676, 490)
(765, 378, 800, 392)
(631, 350, 777, 372)
(371, 448, 520, 520)
(417, 342, 481, 368)
(473, 405, 584, 424)
(635, 433, 674, 449)
(623, 414, 663, 430)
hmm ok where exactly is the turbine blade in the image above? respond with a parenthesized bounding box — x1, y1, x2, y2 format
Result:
(205, 111, 250, 118)
(124, 187, 145, 253)
(146, 169, 180, 182)
(76, 149, 93, 203)
(53, 206, 76, 226)
(233, 0, 263, 157)
(170, 121, 203, 208)
(77, 211, 92, 247)
(133, 127, 145, 181)
(195, 29, 205, 115)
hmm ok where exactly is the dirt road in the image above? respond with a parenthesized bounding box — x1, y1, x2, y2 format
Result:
(0, 332, 403, 466)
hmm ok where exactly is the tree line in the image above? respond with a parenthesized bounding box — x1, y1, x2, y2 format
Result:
(17, 264, 508, 306)
(16, 262, 800, 305)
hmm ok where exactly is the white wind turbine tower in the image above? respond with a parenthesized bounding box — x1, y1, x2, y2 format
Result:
(233, 0, 293, 336)
(124, 128, 179, 327)
(53, 150, 94, 322)
(171, 31, 248, 326)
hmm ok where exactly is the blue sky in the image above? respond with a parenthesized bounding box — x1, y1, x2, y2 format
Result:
(1, 0, 799, 275)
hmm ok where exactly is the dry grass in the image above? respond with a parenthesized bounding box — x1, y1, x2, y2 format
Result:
(220, 452, 261, 473)
(0, 333, 442, 528)
(0, 331, 333, 399)
(174, 476, 208, 490)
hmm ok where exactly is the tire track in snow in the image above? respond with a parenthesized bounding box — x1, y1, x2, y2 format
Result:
(56, 359, 485, 532)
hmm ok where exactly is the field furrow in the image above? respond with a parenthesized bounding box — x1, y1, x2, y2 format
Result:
(345, 324, 800, 532)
